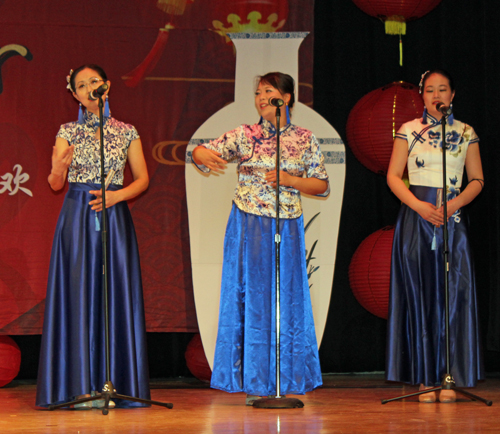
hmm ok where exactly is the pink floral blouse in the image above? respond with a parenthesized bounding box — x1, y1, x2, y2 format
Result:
(197, 118, 329, 219)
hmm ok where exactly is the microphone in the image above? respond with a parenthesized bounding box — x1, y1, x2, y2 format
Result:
(436, 102, 451, 115)
(88, 83, 109, 101)
(268, 97, 284, 107)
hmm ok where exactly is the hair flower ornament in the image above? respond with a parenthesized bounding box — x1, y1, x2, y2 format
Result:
(418, 70, 430, 94)
(66, 69, 74, 91)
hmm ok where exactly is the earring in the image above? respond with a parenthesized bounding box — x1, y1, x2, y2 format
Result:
(422, 107, 428, 124)
(78, 103, 84, 124)
(286, 104, 291, 124)
(104, 96, 110, 117)
(448, 103, 455, 125)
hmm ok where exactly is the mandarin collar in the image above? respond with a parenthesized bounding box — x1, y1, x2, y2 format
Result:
(423, 111, 454, 126)
(80, 110, 110, 128)
(258, 117, 291, 137)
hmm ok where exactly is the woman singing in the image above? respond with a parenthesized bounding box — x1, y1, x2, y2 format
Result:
(386, 69, 484, 403)
(192, 72, 328, 405)
(36, 64, 150, 409)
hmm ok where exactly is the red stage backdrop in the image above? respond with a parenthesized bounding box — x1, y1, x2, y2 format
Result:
(0, 0, 314, 334)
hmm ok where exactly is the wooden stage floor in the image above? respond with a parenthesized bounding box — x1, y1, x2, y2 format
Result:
(1, 374, 499, 433)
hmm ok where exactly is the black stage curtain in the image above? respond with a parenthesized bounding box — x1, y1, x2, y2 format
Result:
(314, 0, 500, 373)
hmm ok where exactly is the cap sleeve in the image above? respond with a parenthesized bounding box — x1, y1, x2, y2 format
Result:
(305, 133, 329, 197)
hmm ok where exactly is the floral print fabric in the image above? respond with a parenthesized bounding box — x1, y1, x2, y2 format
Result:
(198, 118, 329, 219)
(56, 111, 139, 185)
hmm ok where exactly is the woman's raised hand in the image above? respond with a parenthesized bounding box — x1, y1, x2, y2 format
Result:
(48, 143, 75, 191)
(51, 145, 74, 176)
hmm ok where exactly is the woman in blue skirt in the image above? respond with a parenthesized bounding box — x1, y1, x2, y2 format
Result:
(386, 69, 484, 403)
(36, 64, 150, 408)
(192, 72, 329, 404)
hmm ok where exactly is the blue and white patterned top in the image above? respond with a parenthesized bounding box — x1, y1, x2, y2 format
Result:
(395, 114, 478, 189)
(197, 118, 329, 219)
(56, 111, 139, 185)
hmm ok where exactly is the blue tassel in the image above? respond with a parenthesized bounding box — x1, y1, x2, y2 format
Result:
(286, 105, 291, 124)
(422, 107, 428, 124)
(78, 104, 84, 124)
(104, 97, 110, 117)
(447, 104, 454, 125)
(95, 211, 100, 231)
(431, 227, 437, 250)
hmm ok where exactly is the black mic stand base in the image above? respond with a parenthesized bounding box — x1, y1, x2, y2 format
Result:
(47, 380, 173, 415)
(381, 375, 492, 406)
(252, 396, 304, 409)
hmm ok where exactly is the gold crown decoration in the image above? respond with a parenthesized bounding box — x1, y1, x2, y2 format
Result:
(213, 11, 285, 44)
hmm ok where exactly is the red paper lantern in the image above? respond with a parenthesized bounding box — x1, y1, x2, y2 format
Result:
(346, 81, 424, 175)
(156, 0, 195, 16)
(351, 0, 442, 35)
(351, 0, 442, 64)
(0, 336, 21, 387)
(185, 334, 212, 383)
(349, 226, 394, 319)
(351, 0, 442, 23)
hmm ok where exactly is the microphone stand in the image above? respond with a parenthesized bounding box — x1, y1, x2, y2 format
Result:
(48, 95, 173, 415)
(382, 112, 491, 406)
(252, 105, 304, 409)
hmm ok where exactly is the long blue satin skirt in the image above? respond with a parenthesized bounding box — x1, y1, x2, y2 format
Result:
(386, 185, 484, 387)
(36, 183, 150, 407)
(210, 203, 323, 396)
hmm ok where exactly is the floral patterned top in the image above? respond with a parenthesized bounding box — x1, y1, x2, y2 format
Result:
(197, 118, 329, 219)
(56, 111, 139, 185)
(395, 113, 478, 191)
